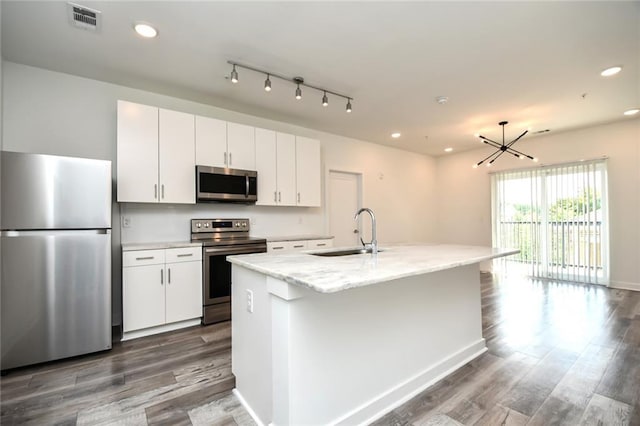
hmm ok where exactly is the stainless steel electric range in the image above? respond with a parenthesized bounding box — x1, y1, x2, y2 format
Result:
(191, 218, 267, 324)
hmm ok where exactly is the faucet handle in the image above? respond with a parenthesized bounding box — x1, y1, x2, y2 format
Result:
(360, 237, 366, 247)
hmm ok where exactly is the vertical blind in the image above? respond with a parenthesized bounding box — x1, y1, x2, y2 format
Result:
(491, 160, 609, 285)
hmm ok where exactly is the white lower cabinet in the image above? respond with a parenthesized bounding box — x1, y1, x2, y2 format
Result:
(123, 247, 202, 337)
(267, 238, 333, 253)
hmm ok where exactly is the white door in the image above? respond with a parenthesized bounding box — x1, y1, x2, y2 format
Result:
(255, 128, 278, 206)
(227, 122, 256, 170)
(123, 264, 166, 332)
(165, 261, 203, 324)
(276, 132, 297, 206)
(195, 116, 227, 167)
(329, 171, 361, 247)
(117, 100, 159, 203)
(295, 136, 321, 207)
(159, 109, 196, 204)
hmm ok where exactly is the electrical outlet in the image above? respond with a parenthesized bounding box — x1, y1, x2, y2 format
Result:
(122, 216, 131, 228)
(246, 289, 254, 313)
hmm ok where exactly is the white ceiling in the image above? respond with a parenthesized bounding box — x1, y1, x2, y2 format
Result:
(2, 1, 639, 157)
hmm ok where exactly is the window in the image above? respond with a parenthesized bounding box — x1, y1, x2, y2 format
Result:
(491, 160, 609, 284)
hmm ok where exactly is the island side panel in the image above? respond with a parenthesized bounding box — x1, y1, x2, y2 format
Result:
(231, 266, 273, 424)
(272, 263, 485, 426)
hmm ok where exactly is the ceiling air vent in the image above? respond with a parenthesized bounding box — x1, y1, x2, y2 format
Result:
(67, 2, 102, 32)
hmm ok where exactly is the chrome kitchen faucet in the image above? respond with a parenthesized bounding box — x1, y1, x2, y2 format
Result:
(354, 207, 378, 255)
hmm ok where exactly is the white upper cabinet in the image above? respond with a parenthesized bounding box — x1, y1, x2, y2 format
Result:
(195, 116, 227, 168)
(227, 122, 256, 171)
(117, 100, 195, 204)
(277, 132, 297, 206)
(295, 136, 321, 207)
(117, 100, 159, 203)
(255, 128, 278, 206)
(159, 109, 195, 204)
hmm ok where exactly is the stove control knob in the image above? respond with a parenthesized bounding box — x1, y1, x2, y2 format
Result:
(196, 222, 202, 228)
(235, 222, 240, 227)
(204, 223, 210, 228)
(242, 222, 247, 227)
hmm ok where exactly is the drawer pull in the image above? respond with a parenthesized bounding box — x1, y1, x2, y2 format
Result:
(177, 253, 193, 257)
(316, 243, 327, 247)
(293, 245, 304, 248)
(272, 246, 284, 250)
(136, 256, 154, 261)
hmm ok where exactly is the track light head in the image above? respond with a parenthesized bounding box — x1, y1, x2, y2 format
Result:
(295, 84, 302, 100)
(346, 99, 352, 113)
(230, 65, 238, 83)
(322, 92, 329, 107)
(264, 74, 271, 92)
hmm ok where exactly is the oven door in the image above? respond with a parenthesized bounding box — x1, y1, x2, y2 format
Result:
(203, 243, 267, 306)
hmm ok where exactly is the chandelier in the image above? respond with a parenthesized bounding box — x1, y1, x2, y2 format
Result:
(473, 121, 538, 168)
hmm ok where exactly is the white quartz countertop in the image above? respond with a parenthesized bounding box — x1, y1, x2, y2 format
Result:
(228, 243, 519, 293)
(122, 241, 202, 251)
(263, 235, 334, 242)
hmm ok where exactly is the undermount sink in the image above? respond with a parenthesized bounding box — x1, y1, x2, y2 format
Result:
(311, 248, 384, 257)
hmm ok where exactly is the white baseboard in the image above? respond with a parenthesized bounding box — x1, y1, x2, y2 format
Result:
(333, 339, 488, 426)
(121, 318, 201, 341)
(609, 281, 640, 292)
(233, 388, 266, 426)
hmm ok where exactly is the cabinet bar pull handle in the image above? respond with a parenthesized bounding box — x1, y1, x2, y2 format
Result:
(224, 152, 227, 165)
(177, 253, 193, 257)
(168, 268, 171, 284)
(160, 269, 163, 285)
(154, 184, 158, 199)
(274, 191, 277, 202)
(278, 192, 281, 202)
(273, 246, 284, 250)
(161, 184, 165, 199)
(136, 256, 154, 260)
(229, 152, 232, 165)
(317, 243, 327, 247)
(293, 245, 304, 248)
(297, 192, 300, 203)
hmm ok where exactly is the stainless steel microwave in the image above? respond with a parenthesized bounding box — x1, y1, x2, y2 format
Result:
(196, 166, 258, 203)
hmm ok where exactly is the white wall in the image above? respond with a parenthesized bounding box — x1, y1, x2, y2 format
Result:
(436, 119, 640, 288)
(1, 61, 438, 324)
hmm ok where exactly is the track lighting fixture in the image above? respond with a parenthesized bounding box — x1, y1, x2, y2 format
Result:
(473, 121, 538, 169)
(227, 61, 353, 113)
(230, 65, 238, 84)
(264, 74, 271, 92)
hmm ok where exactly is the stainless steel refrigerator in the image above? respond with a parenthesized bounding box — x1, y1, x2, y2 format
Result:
(1, 151, 112, 370)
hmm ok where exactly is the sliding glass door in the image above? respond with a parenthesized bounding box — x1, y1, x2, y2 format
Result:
(491, 160, 609, 284)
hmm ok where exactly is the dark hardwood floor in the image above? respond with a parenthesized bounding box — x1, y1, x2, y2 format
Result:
(2, 273, 639, 425)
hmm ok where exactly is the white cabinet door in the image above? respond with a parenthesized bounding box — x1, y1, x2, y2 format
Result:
(227, 122, 255, 170)
(165, 261, 202, 324)
(123, 264, 166, 332)
(195, 116, 227, 167)
(276, 132, 297, 206)
(295, 136, 321, 207)
(117, 101, 159, 203)
(159, 109, 195, 204)
(255, 127, 278, 206)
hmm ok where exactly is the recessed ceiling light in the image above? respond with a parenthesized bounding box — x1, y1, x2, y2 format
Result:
(600, 66, 622, 77)
(391, 132, 401, 139)
(623, 108, 639, 116)
(444, 147, 453, 152)
(134, 23, 157, 38)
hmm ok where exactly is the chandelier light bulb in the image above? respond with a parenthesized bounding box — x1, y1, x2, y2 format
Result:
(472, 164, 479, 169)
(264, 75, 271, 92)
(533, 157, 539, 163)
(322, 92, 329, 107)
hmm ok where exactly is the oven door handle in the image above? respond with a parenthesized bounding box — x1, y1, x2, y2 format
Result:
(204, 245, 267, 255)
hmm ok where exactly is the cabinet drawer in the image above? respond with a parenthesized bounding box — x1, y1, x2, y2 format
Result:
(267, 241, 295, 253)
(308, 239, 334, 249)
(290, 241, 308, 251)
(166, 246, 202, 263)
(123, 249, 165, 267)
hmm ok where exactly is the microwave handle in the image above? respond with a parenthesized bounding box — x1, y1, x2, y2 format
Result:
(245, 174, 249, 198)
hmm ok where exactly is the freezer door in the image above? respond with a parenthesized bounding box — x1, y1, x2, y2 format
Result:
(1, 151, 112, 230)
(1, 230, 112, 370)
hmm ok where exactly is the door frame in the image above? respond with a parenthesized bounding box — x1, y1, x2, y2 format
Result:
(324, 168, 363, 243)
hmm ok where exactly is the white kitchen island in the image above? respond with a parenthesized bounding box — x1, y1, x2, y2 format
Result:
(228, 244, 517, 426)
